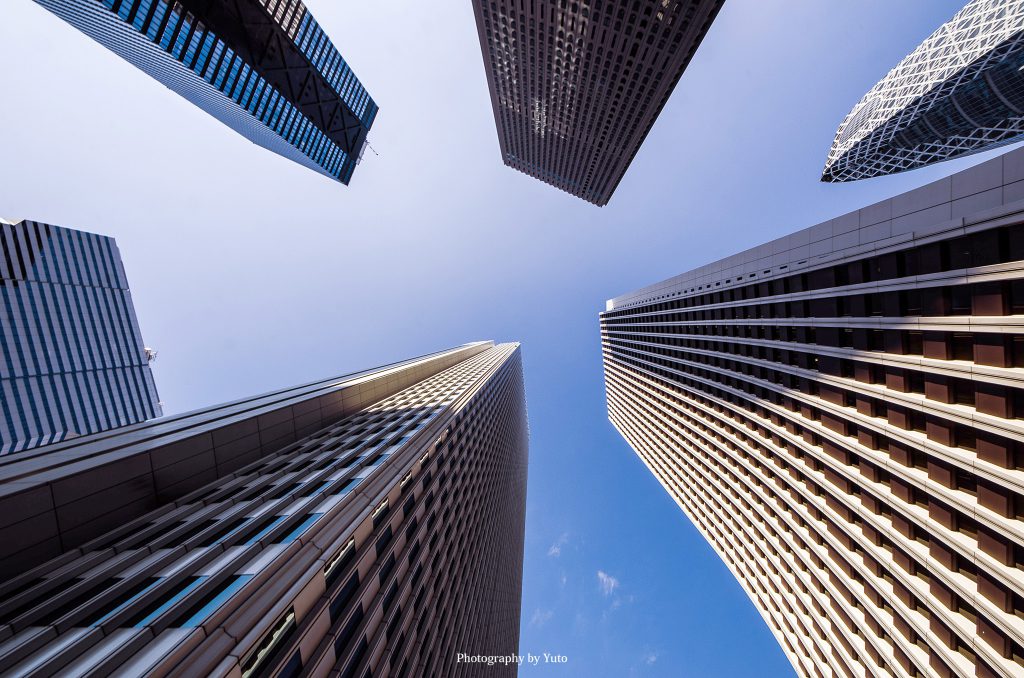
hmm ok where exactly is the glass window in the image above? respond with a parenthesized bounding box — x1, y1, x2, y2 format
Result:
(274, 513, 323, 544)
(131, 576, 206, 627)
(175, 575, 253, 627)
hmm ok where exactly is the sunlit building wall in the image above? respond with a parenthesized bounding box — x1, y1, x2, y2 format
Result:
(604, 149, 1024, 677)
(0, 342, 527, 677)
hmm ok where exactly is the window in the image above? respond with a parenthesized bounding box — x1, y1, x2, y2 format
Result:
(906, 332, 924, 355)
(324, 538, 355, 589)
(382, 583, 398, 612)
(274, 514, 323, 544)
(85, 578, 162, 627)
(334, 606, 365, 662)
(333, 478, 360, 497)
(278, 652, 302, 678)
(130, 576, 207, 627)
(197, 517, 248, 548)
(174, 575, 253, 627)
(371, 500, 390, 528)
(951, 334, 973, 362)
(378, 554, 396, 584)
(240, 609, 297, 678)
(375, 525, 394, 556)
(950, 286, 972, 314)
(161, 519, 216, 549)
(955, 470, 978, 495)
(329, 573, 361, 624)
(238, 515, 287, 546)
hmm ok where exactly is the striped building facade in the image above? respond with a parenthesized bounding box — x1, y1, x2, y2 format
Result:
(602, 149, 1024, 677)
(0, 218, 160, 455)
(33, 0, 378, 184)
(0, 341, 527, 677)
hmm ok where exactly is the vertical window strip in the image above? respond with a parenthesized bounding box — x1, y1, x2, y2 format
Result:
(73, 369, 102, 435)
(0, 381, 21, 453)
(52, 373, 77, 441)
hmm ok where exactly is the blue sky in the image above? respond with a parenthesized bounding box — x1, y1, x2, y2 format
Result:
(0, 0, 1002, 675)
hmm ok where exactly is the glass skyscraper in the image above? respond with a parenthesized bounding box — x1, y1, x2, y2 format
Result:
(0, 218, 161, 454)
(0, 341, 527, 677)
(33, 0, 378, 184)
(824, 0, 1024, 182)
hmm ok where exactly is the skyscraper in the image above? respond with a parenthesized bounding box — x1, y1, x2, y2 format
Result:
(824, 0, 1024, 183)
(602, 149, 1024, 676)
(471, 0, 724, 205)
(32, 0, 378, 185)
(0, 341, 527, 678)
(0, 218, 161, 455)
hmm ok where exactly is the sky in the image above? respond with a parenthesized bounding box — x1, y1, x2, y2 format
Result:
(0, 0, 1001, 675)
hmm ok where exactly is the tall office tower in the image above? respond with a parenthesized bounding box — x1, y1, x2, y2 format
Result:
(601, 150, 1024, 677)
(32, 0, 378, 185)
(470, 0, 724, 206)
(0, 218, 161, 455)
(824, 0, 1024, 183)
(0, 341, 527, 678)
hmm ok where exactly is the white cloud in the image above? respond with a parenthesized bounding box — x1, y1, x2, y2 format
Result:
(644, 652, 658, 665)
(547, 532, 569, 557)
(597, 570, 620, 596)
(530, 608, 554, 627)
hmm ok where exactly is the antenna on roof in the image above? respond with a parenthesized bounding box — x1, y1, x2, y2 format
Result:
(357, 139, 379, 165)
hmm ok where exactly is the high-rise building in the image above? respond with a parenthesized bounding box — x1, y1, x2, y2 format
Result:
(824, 0, 1024, 183)
(0, 218, 161, 455)
(0, 341, 527, 678)
(470, 0, 724, 206)
(602, 149, 1024, 677)
(32, 0, 378, 185)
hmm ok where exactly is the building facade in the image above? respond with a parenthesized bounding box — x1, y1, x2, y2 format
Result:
(33, 0, 378, 185)
(824, 0, 1024, 183)
(602, 149, 1024, 677)
(470, 0, 724, 205)
(0, 218, 161, 455)
(0, 341, 527, 677)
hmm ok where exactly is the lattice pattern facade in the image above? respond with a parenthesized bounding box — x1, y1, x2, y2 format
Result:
(603, 153, 1024, 677)
(34, 0, 378, 184)
(0, 218, 160, 455)
(471, 0, 724, 205)
(824, 0, 1024, 183)
(0, 342, 527, 677)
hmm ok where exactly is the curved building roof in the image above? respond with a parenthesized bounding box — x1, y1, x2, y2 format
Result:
(823, 0, 1024, 182)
